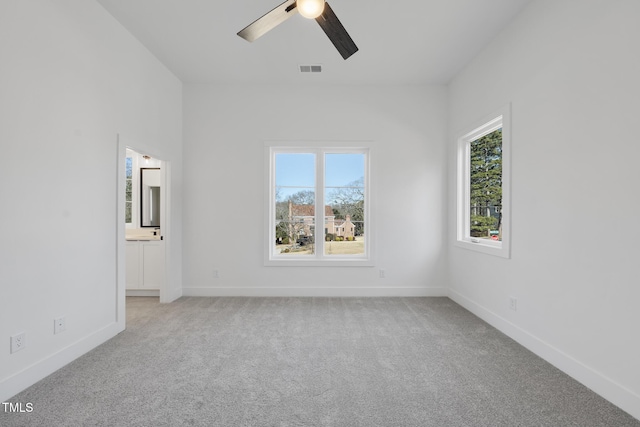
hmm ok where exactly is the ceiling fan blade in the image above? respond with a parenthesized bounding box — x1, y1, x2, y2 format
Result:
(237, 0, 298, 42)
(315, 2, 358, 60)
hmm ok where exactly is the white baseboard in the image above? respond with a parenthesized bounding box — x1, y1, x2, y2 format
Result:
(0, 322, 123, 402)
(182, 287, 448, 298)
(448, 289, 640, 422)
(126, 289, 159, 297)
(168, 287, 183, 302)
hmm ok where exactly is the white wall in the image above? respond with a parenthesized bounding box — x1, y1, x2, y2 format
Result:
(0, 0, 182, 401)
(447, 0, 640, 419)
(183, 84, 447, 296)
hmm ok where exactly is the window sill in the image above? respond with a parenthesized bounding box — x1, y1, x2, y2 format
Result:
(455, 239, 510, 259)
(264, 257, 375, 267)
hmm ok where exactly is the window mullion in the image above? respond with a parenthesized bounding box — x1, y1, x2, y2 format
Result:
(316, 149, 325, 260)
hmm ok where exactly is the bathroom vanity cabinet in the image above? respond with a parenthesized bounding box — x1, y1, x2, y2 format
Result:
(125, 240, 164, 290)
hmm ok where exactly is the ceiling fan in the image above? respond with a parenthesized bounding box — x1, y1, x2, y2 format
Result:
(237, 0, 358, 60)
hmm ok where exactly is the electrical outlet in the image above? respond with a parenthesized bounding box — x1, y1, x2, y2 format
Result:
(509, 297, 518, 311)
(213, 270, 219, 279)
(54, 317, 66, 334)
(379, 269, 385, 279)
(10, 332, 26, 354)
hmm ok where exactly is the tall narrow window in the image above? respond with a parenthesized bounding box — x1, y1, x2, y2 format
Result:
(457, 105, 511, 258)
(470, 128, 502, 241)
(267, 145, 371, 265)
(125, 156, 133, 224)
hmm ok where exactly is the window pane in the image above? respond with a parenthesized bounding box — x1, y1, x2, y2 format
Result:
(325, 153, 365, 187)
(274, 153, 316, 256)
(469, 128, 502, 241)
(324, 153, 365, 255)
(125, 180, 132, 202)
(125, 202, 132, 223)
(275, 153, 315, 187)
(125, 157, 132, 179)
(125, 157, 133, 224)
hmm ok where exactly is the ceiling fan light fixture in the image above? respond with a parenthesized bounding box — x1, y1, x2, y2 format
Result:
(297, 0, 325, 19)
(237, 0, 358, 59)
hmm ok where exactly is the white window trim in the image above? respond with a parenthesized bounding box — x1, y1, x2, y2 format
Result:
(264, 142, 374, 267)
(456, 104, 511, 258)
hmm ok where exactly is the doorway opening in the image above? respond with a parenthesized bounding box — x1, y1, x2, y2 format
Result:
(116, 136, 172, 328)
(124, 148, 163, 298)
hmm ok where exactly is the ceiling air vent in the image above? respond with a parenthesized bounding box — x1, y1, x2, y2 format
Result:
(299, 64, 322, 73)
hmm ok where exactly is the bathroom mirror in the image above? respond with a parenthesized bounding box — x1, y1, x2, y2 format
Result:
(141, 168, 161, 227)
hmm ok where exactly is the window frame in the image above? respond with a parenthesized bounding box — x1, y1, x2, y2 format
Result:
(265, 142, 373, 267)
(456, 104, 511, 258)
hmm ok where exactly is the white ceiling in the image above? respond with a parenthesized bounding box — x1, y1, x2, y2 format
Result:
(96, 0, 532, 85)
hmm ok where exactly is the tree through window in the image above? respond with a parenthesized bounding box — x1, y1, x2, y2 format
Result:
(470, 129, 502, 241)
(268, 146, 371, 264)
(456, 105, 511, 258)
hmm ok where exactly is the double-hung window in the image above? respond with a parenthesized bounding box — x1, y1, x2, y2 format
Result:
(266, 144, 372, 266)
(456, 105, 511, 258)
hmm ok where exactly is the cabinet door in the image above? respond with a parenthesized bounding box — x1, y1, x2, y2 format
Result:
(141, 242, 164, 289)
(125, 242, 140, 289)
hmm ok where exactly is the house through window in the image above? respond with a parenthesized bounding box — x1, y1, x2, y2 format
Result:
(267, 145, 371, 265)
